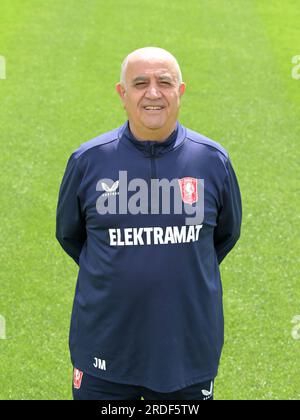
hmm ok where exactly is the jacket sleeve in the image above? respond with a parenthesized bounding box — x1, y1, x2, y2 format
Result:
(56, 153, 86, 265)
(214, 157, 242, 264)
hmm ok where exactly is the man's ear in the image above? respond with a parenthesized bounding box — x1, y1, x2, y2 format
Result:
(179, 82, 186, 97)
(116, 82, 126, 99)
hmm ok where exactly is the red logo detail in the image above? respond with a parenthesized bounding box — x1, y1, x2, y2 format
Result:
(178, 177, 198, 204)
(73, 368, 83, 390)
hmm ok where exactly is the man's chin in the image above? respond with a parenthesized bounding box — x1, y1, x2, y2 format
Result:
(142, 119, 166, 130)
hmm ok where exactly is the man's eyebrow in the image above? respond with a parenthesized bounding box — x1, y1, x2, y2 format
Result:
(157, 75, 173, 82)
(131, 75, 174, 84)
(132, 76, 149, 83)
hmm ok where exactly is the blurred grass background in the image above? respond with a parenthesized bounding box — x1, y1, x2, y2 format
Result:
(0, 0, 299, 399)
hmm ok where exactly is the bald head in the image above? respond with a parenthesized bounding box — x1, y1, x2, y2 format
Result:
(116, 47, 186, 141)
(120, 47, 183, 87)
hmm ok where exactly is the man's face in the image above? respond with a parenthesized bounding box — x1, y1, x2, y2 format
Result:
(116, 57, 186, 140)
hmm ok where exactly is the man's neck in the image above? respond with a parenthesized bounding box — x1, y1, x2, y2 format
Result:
(128, 122, 177, 142)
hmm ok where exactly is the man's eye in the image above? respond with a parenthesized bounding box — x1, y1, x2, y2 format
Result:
(135, 82, 146, 86)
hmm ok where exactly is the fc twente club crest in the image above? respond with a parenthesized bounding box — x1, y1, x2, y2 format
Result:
(178, 177, 198, 204)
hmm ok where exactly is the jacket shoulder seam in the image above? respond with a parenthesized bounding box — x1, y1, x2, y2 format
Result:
(186, 130, 229, 159)
(73, 130, 120, 159)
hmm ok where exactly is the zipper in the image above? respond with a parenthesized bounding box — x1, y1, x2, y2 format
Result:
(149, 144, 158, 213)
(150, 144, 157, 179)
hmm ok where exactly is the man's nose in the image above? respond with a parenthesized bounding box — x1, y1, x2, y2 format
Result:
(145, 84, 162, 99)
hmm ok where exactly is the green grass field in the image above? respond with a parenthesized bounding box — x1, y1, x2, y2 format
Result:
(0, 0, 299, 400)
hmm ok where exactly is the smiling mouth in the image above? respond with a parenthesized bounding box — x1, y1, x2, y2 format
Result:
(143, 106, 165, 110)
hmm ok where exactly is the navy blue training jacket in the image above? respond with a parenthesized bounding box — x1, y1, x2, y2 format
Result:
(56, 121, 242, 392)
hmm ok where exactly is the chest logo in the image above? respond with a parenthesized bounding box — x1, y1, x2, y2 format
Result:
(101, 180, 119, 196)
(178, 177, 198, 204)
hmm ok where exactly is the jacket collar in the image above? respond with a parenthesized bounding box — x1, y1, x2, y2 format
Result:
(118, 121, 186, 157)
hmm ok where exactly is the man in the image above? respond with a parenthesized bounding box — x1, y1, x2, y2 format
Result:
(56, 47, 242, 400)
